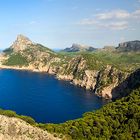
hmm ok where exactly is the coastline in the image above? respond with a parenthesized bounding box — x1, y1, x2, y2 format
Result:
(0, 65, 46, 72)
(0, 64, 116, 99)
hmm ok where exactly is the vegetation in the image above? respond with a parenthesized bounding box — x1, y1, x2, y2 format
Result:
(3, 47, 13, 55)
(3, 53, 28, 66)
(37, 87, 140, 140)
(80, 51, 140, 72)
(0, 109, 36, 125)
(2, 45, 140, 74)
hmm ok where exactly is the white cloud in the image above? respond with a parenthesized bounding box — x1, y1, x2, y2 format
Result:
(79, 18, 98, 25)
(96, 10, 130, 20)
(78, 9, 140, 30)
(103, 21, 128, 30)
(132, 9, 140, 18)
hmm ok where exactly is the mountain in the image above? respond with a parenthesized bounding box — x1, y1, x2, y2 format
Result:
(62, 43, 97, 52)
(116, 40, 140, 52)
(0, 35, 140, 99)
(11, 34, 33, 52)
(101, 46, 116, 52)
(2, 34, 59, 70)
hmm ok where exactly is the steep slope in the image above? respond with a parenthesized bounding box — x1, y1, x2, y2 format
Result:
(0, 115, 60, 140)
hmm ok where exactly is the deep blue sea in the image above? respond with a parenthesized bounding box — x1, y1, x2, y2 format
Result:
(0, 69, 108, 123)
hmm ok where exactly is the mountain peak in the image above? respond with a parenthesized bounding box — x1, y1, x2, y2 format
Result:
(62, 43, 96, 52)
(16, 34, 31, 42)
(11, 34, 33, 52)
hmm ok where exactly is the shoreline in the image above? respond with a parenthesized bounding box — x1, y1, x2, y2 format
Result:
(0, 65, 112, 100)
(0, 65, 41, 72)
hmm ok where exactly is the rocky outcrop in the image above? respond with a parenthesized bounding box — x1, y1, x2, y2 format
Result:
(62, 43, 97, 52)
(112, 68, 140, 99)
(117, 40, 140, 52)
(0, 115, 60, 140)
(11, 34, 34, 52)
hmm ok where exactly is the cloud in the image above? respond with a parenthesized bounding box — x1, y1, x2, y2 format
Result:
(132, 9, 140, 18)
(78, 9, 140, 30)
(79, 19, 98, 25)
(79, 20, 128, 30)
(102, 21, 128, 30)
(96, 10, 130, 20)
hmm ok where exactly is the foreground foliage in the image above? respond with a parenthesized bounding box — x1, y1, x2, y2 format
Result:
(38, 88, 140, 140)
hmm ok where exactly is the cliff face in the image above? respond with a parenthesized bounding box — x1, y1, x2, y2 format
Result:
(117, 40, 140, 52)
(56, 57, 128, 99)
(1, 35, 139, 99)
(0, 115, 60, 140)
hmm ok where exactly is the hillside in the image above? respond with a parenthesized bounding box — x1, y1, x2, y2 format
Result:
(0, 115, 60, 140)
(0, 35, 140, 99)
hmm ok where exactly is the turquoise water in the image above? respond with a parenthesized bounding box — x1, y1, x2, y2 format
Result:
(0, 69, 107, 123)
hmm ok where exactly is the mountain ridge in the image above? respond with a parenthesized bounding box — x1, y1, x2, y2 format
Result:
(0, 35, 140, 99)
(62, 43, 97, 52)
(117, 40, 140, 52)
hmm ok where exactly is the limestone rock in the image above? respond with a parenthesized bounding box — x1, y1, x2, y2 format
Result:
(11, 34, 34, 52)
(0, 115, 61, 140)
(117, 40, 140, 52)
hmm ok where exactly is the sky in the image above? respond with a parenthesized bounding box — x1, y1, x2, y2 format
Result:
(0, 0, 140, 50)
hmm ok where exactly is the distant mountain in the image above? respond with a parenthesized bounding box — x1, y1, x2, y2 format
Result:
(100, 46, 116, 52)
(62, 43, 97, 52)
(116, 40, 140, 52)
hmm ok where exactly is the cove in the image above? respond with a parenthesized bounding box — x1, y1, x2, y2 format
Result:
(0, 69, 108, 123)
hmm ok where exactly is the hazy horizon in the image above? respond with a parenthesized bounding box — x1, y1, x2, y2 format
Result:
(0, 0, 140, 49)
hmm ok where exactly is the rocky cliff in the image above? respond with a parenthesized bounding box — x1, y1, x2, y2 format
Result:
(0, 115, 60, 140)
(1, 35, 140, 99)
(11, 34, 33, 52)
(117, 40, 140, 52)
(57, 56, 128, 99)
